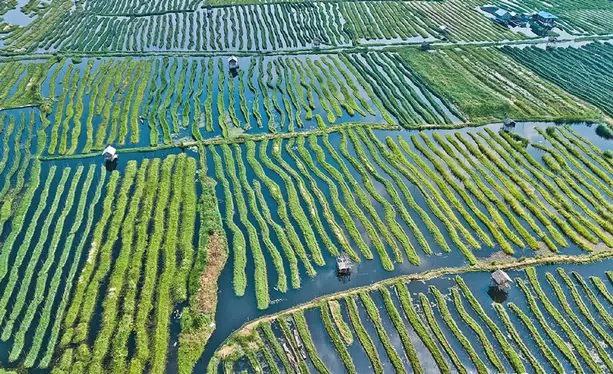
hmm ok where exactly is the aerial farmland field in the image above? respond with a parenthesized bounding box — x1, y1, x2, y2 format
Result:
(0, 0, 611, 373)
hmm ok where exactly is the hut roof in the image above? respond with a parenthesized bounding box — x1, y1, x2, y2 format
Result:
(336, 253, 351, 270)
(102, 145, 116, 156)
(491, 269, 512, 285)
(494, 9, 509, 17)
(537, 11, 557, 20)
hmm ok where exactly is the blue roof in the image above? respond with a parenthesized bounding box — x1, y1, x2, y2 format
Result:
(537, 11, 557, 19)
(494, 9, 509, 17)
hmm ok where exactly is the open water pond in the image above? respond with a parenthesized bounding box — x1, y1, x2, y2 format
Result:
(1, 0, 34, 27)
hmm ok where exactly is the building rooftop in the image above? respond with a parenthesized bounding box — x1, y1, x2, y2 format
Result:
(491, 269, 512, 285)
(537, 11, 557, 20)
(102, 145, 116, 156)
(494, 9, 509, 17)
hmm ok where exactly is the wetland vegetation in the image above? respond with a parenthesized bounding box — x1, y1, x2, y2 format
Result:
(0, 0, 611, 372)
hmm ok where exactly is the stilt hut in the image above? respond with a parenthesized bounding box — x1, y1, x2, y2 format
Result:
(228, 56, 239, 71)
(336, 253, 352, 276)
(491, 269, 512, 291)
(102, 145, 118, 162)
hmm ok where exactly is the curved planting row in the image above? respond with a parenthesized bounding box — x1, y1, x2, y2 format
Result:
(32, 54, 390, 155)
(0, 164, 106, 368)
(0, 61, 49, 109)
(0, 110, 40, 238)
(10, 2, 351, 53)
(209, 261, 613, 373)
(49, 154, 201, 374)
(40, 58, 153, 154)
(209, 124, 611, 309)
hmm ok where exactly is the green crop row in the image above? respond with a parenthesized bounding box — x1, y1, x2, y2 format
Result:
(31, 166, 105, 368)
(304, 135, 394, 268)
(503, 43, 613, 116)
(558, 127, 613, 173)
(321, 301, 357, 374)
(0, 167, 69, 327)
(359, 291, 405, 372)
(451, 134, 558, 250)
(293, 310, 329, 374)
(345, 296, 383, 374)
(394, 283, 451, 373)
(234, 144, 288, 293)
(450, 288, 504, 371)
(411, 135, 495, 248)
(379, 287, 423, 373)
(455, 277, 524, 372)
(5, 166, 84, 363)
(545, 272, 613, 371)
(556, 269, 613, 348)
(336, 132, 419, 264)
(50, 155, 200, 373)
(349, 130, 432, 254)
(385, 136, 477, 260)
(328, 300, 352, 345)
(285, 138, 369, 261)
(109, 159, 161, 373)
(508, 301, 565, 372)
(571, 272, 613, 329)
(245, 141, 315, 276)
(277, 317, 309, 373)
(260, 322, 292, 373)
(273, 138, 349, 259)
(430, 286, 488, 373)
(516, 277, 583, 372)
(492, 303, 545, 374)
(432, 133, 530, 250)
(221, 144, 270, 310)
(324, 134, 405, 263)
(259, 140, 324, 265)
(492, 131, 610, 245)
(360, 130, 448, 252)
(485, 129, 611, 246)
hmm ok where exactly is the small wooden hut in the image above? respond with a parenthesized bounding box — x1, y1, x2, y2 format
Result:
(336, 253, 352, 276)
(534, 11, 557, 27)
(228, 56, 239, 71)
(102, 145, 118, 162)
(491, 269, 512, 291)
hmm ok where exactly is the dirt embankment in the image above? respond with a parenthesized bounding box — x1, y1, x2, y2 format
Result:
(195, 231, 228, 314)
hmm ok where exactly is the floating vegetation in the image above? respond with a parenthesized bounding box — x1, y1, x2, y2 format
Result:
(2, 55, 398, 156)
(0, 164, 104, 368)
(210, 125, 612, 307)
(32, 154, 204, 373)
(503, 42, 613, 116)
(1, 1, 613, 372)
(0, 61, 48, 110)
(210, 258, 613, 373)
(345, 52, 462, 128)
(401, 46, 603, 124)
(3, 0, 529, 53)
